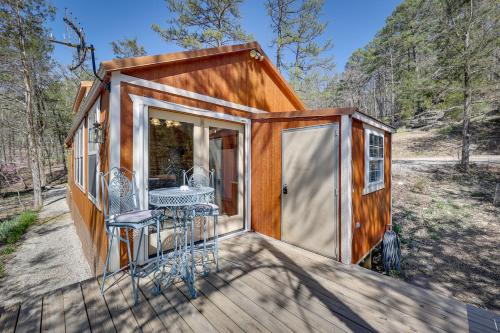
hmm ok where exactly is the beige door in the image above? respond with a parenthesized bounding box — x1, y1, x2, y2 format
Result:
(281, 124, 339, 258)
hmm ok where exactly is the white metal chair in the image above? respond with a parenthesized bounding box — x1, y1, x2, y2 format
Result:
(182, 166, 220, 274)
(100, 167, 163, 304)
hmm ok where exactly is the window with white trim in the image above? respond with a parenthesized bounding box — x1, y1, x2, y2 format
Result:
(364, 126, 384, 194)
(87, 99, 100, 206)
(74, 123, 84, 189)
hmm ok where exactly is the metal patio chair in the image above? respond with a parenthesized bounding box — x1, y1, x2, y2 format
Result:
(100, 167, 163, 304)
(182, 166, 220, 274)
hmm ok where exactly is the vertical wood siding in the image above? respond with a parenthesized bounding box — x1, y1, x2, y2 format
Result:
(351, 119, 392, 264)
(67, 90, 110, 275)
(123, 51, 304, 112)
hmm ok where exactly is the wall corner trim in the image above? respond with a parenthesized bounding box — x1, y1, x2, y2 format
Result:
(108, 71, 121, 271)
(340, 115, 353, 264)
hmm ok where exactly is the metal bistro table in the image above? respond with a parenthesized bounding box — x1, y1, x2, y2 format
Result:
(149, 186, 214, 298)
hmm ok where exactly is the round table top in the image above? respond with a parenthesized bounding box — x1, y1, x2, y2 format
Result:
(149, 186, 214, 207)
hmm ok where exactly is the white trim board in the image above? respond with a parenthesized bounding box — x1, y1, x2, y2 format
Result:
(353, 112, 395, 133)
(363, 124, 385, 195)
(107, 71, 121, 272)
(129, 94, 252, 264)
(121, 73, 267, 114)
(340, 115, 353, 264)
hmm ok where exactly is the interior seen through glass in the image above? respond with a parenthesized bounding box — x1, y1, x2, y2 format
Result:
(148, 118, 193, 190)
(147, 115, 243, 257)
(209, 126, 239, 217)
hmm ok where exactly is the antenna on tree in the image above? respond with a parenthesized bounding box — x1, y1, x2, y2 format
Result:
(50, 9, 105, 85)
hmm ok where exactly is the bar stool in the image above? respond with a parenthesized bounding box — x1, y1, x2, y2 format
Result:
(183, 166, 220, 274)
(100, 167, 163, 304)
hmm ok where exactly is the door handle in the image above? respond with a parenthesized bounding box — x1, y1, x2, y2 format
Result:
(282, 184, 288, 195)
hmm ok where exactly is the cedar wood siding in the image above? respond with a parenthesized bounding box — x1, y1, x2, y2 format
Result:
(351, 119, 392, 264)
(250, 116, 341, 241)
(122, 50, 304, 113)
(67, 90, 110, 275)
(117, 51, 304, 266)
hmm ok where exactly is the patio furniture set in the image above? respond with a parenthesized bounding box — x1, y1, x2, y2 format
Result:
(99, 166, 220, 304)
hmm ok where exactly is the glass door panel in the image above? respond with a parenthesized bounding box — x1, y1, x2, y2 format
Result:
(206, 120, 244, 237)
(148, 119, 193, 190)
(146, 109, 244, 257)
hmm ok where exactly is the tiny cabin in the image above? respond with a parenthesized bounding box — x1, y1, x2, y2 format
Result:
(65, 42, 395, 274)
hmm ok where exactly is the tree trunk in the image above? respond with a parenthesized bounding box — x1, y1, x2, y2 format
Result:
(461, 59, 472, 170)
(15, 0, 43, 209)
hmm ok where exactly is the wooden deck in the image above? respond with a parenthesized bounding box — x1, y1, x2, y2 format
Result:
(0, 232, 498, 333)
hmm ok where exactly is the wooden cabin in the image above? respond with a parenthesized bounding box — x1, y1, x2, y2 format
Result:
(65, 42, 395, 274)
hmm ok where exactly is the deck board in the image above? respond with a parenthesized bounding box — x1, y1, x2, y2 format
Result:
(41, 290, 65, 333)
(5, 232, 499, 333)
(139, 278, 193, 333)
(16, 297, 42, 333)
(115, 275, 167, 333)
(0, 304, 19, 333)
(62, 283, 91, 333)
(99, 275, 142, 333)
(80, 279, 116, 333)
(222, 235, 472, 332)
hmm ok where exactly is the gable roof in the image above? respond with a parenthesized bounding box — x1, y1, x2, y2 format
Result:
(66, 42, 394, 145)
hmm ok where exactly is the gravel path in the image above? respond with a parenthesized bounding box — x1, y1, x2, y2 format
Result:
(0, 188, 91, 307)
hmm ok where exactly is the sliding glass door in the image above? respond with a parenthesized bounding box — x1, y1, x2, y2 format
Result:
(147, 109, 244, 257)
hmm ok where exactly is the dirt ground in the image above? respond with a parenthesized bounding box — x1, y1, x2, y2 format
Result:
(0, 188, 91, 307)
(393, 115, 500, 159)
(390, 162, 500, 312)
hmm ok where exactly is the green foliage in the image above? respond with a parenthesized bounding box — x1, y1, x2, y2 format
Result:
(0, 210, 37, 245)
(336, 0, 500, 128)
(111, 37, 146, 58)
(0, 245, 15, 256)
(152, 0, 252, 49)
(392, 223, 402, 235)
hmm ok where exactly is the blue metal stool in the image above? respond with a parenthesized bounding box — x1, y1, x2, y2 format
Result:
(99, 167, 163, 304)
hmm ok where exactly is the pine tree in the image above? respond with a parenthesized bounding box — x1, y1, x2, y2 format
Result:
(266, 0, 298, 72)
(288, 0, 333, 82)
(152, 0, 252, 49)
(111, 37, 146, 58)
(0, 0, 55, 209)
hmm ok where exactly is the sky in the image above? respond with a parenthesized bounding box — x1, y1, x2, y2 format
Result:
(47, 0, 402, 73)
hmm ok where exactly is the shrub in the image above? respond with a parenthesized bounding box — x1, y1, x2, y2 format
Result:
(0, 210, 37, 244)
(392, 223, 402, 235)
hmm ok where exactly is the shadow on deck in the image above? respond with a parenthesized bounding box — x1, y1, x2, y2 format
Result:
(0, 232, 498, 332)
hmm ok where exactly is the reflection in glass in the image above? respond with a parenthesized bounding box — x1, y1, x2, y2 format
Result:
(209, 127, 239, 218)
(148, 118, 193, 190)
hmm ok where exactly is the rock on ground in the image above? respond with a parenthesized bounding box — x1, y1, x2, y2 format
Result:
(0, 189, 92, 307)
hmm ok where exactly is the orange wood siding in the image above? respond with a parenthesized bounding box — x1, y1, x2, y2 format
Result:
(251, 116, 340, 239)
(67, 91, 110, 275)
(351, 119, 392, 264)
(122, 51, 304, 112)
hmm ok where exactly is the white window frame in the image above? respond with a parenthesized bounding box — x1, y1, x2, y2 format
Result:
(363, 125, 385, 194)
(74, 123, 85, 191)
(87, 98, 101, 208)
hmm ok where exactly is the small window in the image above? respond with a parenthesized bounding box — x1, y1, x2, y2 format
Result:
(74, 123, 84, 190)
(87, 99, 100, 206)
(364, 126, 384, 194)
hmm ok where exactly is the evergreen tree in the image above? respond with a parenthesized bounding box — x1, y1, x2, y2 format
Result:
(266, 0, 298, 72)
(0, 0, 55, 209)
(111, 37, 146, 58)
(152, 0, 252, 49)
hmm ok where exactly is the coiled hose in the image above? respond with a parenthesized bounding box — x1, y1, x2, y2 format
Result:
(382, 230, 401, 274)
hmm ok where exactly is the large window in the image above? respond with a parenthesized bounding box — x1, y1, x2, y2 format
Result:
(364, 126, 384, 194)
(74, 123, 84, 189)
(87, 100, 100, 205)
